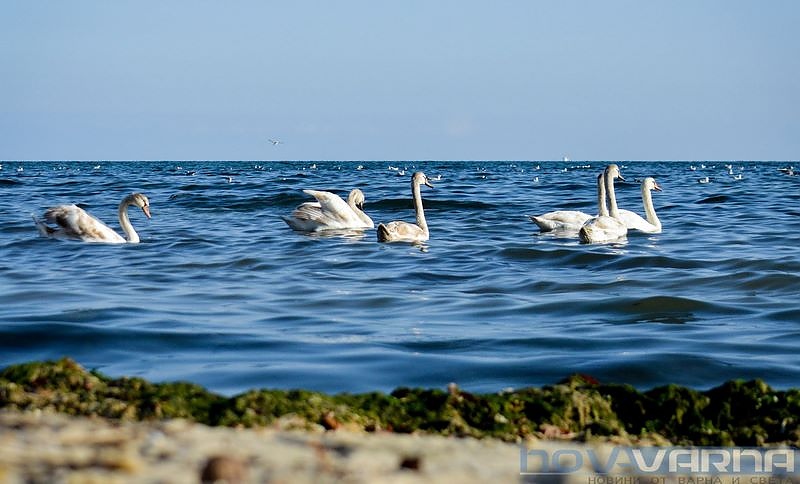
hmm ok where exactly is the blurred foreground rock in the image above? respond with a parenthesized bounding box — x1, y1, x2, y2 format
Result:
(0, 410, 521, 483)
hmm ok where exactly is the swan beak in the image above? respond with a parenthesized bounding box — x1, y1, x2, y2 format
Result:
(142, 206, 152, 219)
(617, 174, 626, 182)
(653, 183, 663, 192)
(425, 178, 434, 188)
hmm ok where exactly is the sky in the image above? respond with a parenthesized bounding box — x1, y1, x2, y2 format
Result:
(1, 1, 798, 161)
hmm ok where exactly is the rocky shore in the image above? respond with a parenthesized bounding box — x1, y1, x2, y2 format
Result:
(2, 359, 800, 482)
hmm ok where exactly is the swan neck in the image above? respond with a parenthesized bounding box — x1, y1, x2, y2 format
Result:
(349, 199, 372, 226)
(641, 185, 661, 228)
(606, 172, 620, 219)
(412, 179, 428, 234)
(597, 175, 608, 217)
(118, 198, 139, 243)
(347, 198, 360, 216)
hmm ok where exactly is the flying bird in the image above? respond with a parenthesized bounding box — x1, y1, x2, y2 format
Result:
(268, 139, 282, 146)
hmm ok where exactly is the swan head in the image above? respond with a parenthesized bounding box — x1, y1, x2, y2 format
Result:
(605, 164, 625, 182)
(126, 193, 151, 219)
(412, 171, 434, 189)
(348, 189, 366, 210)
(644, 177, 662, 192)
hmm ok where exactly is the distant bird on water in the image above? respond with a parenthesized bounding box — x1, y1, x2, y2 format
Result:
(268, 139, 282, 146)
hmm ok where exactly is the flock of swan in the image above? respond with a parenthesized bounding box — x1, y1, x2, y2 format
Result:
(32, 164, 660, 245)
(530, 164, 661, 243)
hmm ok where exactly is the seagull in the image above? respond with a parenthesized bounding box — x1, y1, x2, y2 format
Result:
(268, 139, 282, 146)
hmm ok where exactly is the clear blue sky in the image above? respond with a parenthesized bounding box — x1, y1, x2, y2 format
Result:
(1, 1, 798, 161)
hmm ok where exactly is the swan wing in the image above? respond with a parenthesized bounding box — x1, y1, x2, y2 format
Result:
(282, 204, 326, 232)
(282, 200, 326, 230)
(41, 205, 125, 243)
(298, 201, 321, 209)
(283, 190, 366, 231)
(304, 189, 374, 229)
(377, 221, 428, 243)
(302, 190, 360, 223)
(529, 210, 592, 232)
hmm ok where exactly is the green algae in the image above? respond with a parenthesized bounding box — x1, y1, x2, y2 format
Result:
(2, 358, 800, 446)
(0, 359, 227, 422)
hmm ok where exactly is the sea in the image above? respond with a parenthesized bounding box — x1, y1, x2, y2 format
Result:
(1, 160, 798, 396)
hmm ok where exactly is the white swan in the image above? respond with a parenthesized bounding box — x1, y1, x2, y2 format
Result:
(377, 171, 433, 243)
(529, 173, 605, 232)
(282, 188, 374, 232)
(618, 177, 662, 233)
(579, 165, 628, 243)
(34, 193, 151, 244)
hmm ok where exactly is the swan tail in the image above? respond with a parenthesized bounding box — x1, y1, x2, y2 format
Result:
(578, 223, 603, 243)
(578, 221, 626, 244)
(281, 215, 309, 232)
(376, 223, 390, 242)
(578, 225, 591, 243)
(32, 213, 55, 237)
(529, 215, 555, 232)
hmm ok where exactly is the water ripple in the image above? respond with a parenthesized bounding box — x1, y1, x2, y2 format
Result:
(1, 161, 799, 394)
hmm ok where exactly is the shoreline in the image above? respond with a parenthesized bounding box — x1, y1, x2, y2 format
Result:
(3, 359, 800, 482)
(2, 358, 799, 446)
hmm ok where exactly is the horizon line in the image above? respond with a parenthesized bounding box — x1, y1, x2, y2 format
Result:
(3, 159, 798, 163)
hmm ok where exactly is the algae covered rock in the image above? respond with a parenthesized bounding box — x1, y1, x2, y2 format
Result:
(0, 358, 225, 422)
(2, 358, 800, 446)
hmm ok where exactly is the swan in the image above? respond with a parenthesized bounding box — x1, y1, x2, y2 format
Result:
(618, 177, 662, 233)
(579, 165, 628, 243)
(33, 193, 151, 244)
(376, 171, 433, 243)
(529, 173, 605, 232)
(282, 188, 374, 232)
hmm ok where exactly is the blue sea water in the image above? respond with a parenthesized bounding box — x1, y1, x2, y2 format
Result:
(1, 160, 799, 395)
